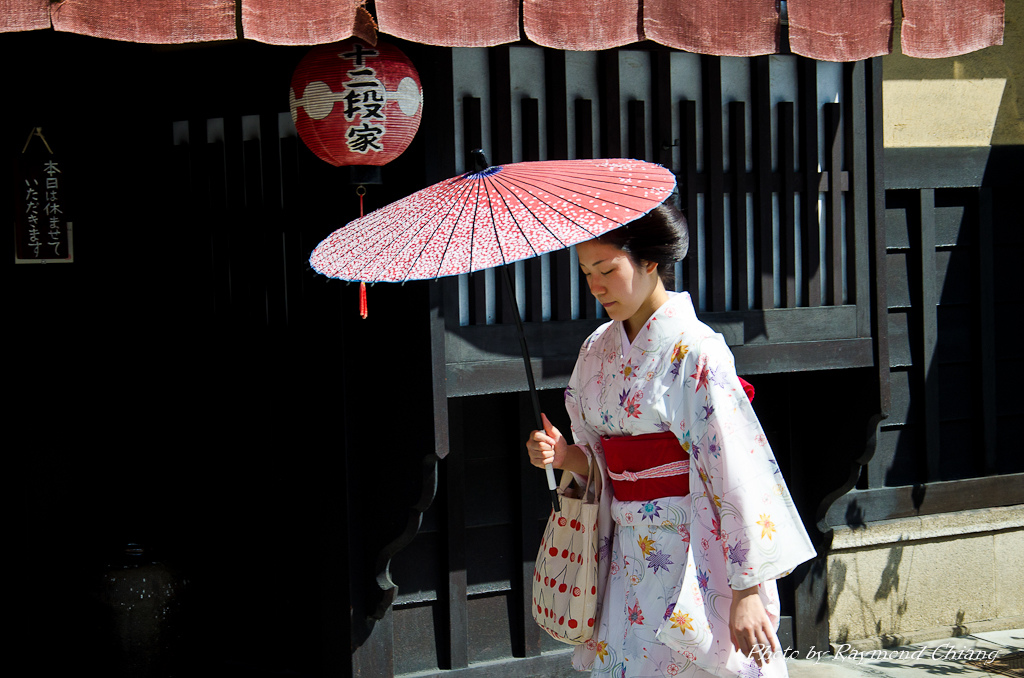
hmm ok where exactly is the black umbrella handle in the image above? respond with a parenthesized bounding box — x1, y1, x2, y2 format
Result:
(501, 264, 560, 513)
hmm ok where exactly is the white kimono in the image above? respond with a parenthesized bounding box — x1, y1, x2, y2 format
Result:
(565, 292, 816, 678)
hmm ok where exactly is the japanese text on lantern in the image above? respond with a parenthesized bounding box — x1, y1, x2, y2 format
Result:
(341, 43, 385, 155)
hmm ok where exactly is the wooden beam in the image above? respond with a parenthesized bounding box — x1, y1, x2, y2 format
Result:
(651, 50, 673, 169)
(489, 46, 513, 165)
(680, 99, 700, 298)
(702, 56, 727, 311)
(752, 56, 774, 310)
(977, 187, 998, 474)
(866, 56, 892, 487)
(824, 473, 1024, 526)
(445, 337, 875, 396)
(729, 100, 748, 311)
(446, 306, 863, 369)
(779, 102, 797, 308)
(444, 399, 469, 669)
(730, 338, 874, 374)
(352, 606, 396, 677)
(598, 51, 621, 158)
(575, 97, 596, 320)
(916, 188, 940, 482)
(463, 95, 484, 154)
(798, 57, 821, 307)
(824, 102, 843, 307)
(574, 98, 594, 161)
(522, 97, 541, 162)
(628, 99, 646, 161)
(846, 61, 870, 336)
(517, 392, 545, 658)
(462, 97, 487, 326)
(792, 556, 829, 654)
(884, 147, 991, 189)
(544, 48, 568, 161)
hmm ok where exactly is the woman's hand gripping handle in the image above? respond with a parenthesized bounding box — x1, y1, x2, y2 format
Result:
(525, 414, 590, 492)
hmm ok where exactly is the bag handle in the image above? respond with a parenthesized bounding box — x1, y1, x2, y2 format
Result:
(558, 449, 599, 506)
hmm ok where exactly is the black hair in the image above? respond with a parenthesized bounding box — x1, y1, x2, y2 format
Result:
(596, 199, 688, 287)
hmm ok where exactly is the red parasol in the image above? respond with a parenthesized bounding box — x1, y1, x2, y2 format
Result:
(311, 157, 675, 282)
(310, 155, 676, 505)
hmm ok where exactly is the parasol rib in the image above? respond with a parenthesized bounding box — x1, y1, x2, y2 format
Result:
(342, 183, 468, 280)
(465, 178, 483, 274)
(481, 176, 518, 268)
(497, 174, 671, 222)
(488, 173, 611, 244)
(489, 175, 591, 240)
(484, 176, 548, 261)
(394, 181, 481, 281)
(403, 176, 481, 281)
(353, 176, 476, 282)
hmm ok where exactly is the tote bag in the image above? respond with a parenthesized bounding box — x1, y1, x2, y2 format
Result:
(531, 457, 601, 644)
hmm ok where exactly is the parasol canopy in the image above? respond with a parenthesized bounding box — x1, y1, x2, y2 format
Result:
(309, 158, 676, 283)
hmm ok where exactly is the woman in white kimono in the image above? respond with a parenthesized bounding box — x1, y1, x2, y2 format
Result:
(526, 201, 816, 678)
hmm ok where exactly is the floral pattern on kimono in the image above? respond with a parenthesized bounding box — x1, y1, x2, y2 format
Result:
(564, 292, 816, 678)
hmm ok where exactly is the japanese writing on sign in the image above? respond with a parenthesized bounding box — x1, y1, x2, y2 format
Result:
(16, 153, 72, 263)
(340, 43, 386, 155)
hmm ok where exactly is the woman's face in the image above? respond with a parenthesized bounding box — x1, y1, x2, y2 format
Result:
(576, 239, 665, 337)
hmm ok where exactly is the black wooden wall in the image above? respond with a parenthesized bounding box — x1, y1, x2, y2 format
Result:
(825, 146, 1024, 527)
(9, 30, 445, 678)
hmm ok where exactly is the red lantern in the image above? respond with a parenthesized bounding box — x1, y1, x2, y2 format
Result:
(289, 39, 423, 167)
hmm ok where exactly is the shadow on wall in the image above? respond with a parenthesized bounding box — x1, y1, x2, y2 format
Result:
(829, 540, 913, 647)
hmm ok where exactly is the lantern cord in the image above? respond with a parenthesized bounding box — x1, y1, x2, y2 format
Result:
(358, 185, 368, 319)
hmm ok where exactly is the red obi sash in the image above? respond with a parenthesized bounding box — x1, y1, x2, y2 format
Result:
(601, 432, 690, 501)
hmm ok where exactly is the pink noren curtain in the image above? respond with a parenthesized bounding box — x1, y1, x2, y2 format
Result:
(645, 0, 779, 56)
(50, 0, 235, 44)
(789, 0, 893, 61)
(376, 0, 519, 48)
(901, 0, 1004, 58)
(0, 0, 1011, 59)
(1, 0, 51, 33)
(524, 0, 640, 51)
(242, 0, 375, 45)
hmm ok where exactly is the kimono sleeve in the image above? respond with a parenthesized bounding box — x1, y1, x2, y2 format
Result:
(685, 336, 815, 590)
(563, 329, 606, 471)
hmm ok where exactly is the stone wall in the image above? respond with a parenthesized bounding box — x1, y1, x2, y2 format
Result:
(827, 505, 1024, 650)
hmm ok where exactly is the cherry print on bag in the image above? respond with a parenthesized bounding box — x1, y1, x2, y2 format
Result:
(531, 455, 600, 645)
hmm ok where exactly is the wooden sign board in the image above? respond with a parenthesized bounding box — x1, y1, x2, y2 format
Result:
(15, 128, 73, 264)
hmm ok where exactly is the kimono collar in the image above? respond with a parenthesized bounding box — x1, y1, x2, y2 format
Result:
(618, 291, 698, 352)
(647, 292, 698, 332)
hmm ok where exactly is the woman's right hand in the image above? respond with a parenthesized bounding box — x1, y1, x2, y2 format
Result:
(525, 413, 569, 469)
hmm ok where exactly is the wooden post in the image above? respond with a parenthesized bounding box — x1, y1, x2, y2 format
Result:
(702, 56, 727, 311)
(729, 100, 748, 311)
(798, 58, 821, 307)
(752, 56, 774, 310)
(444, 398, 470, 669)
(917, 188, 940, 482)
(977, 187, 998, 474)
